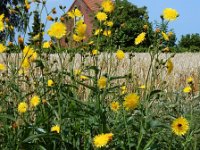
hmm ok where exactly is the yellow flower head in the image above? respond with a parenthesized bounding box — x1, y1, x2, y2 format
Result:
(0, 21, 4, 31)
(94, 29, 103, 35)
(30, 95, 40, 107)
(74, 69, 81, 76)
(93, 133, 113, 148)
(51, 125, 60, 133)
(18, 102, 28, 113)
(98, 76, 107, 89)
(135, 32, 146, 45)
(68, 8, 82, 18)
(171, 117, 189, 136)
(110, 101, 120, 112)
(74, 8, 82, 17)
(96, 12, 107, 22)
(48, 22, 67, 39)
(92, 49, 99, 55)
(101, 0, 114, 13)
(0, 43, 7, 53)
(75, 22, 87, 37)
(123, 93, 140, 110)
(162, 32, 169, 41)
(21, 57, 30, 69)
(0, 14, 4, 21)
(73, 34, 84, 42)
(43, 41, 51, 48)
(116, 49, 125, 60)
(0, 63, 6, 71)
(48, 79, 54, 87)
(120, 85, 127, 94)
(163, 8, 179, 21)
(186, 77, 194, 84)
(80, 75, 89, 80)
(183, 86, 192, 93)
(139, 85, 146, 89)
(104, 21, 114, 27)
(103, 30, 111, 37)
(166, 59, 173, 75)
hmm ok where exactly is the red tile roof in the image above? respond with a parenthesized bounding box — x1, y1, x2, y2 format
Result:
(83, 0, 103, 11)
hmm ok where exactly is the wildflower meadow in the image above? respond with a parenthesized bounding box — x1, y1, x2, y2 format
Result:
(0, 0, 200, 149)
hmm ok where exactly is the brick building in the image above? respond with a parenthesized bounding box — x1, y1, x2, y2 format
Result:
(61, 0, 103, 46)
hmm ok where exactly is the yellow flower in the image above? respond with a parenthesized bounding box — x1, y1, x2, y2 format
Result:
(162, 32, 169, 41)
(101, 0, 114, 13)
(92, 49, 99, 55)
(120, 86, 127, 94)
(94, 28, 103, 35)
(186, 77, 194, 84)
(68, 8, 82, 18)
(168, 31, 173, 37)
(48, 22, 67, 39)
(51, 125, 60, 133)
(0, 14, 4, 21)
(74, 8, 82, 17)
(166, 59, 173, 74)
(104, 21, 113, 27)
(103, 30, 111, 37)
(135, 32, 146, 45)
(98, 76, 107, 89)
(43, 41, 51, 48)
(18, 102, 28, 113)
(110, 101, 120, 112)
(23, 46, 36, 58)
(139, 85, 146, 89)
(171, 117, 189, 136)
(0, 21, 4, 31)
(48, 79, 54, 87)
(21, 58, 30, 69)
(80, 75, 89, 80)
(93, 133, 113, 148)
(183, 86, 192, 93)
(96, 12, 107, 22)
(73, 34, 83, 42)
(123, 93, 140, 110)
(0, 63, 6, 71)
(116, 50, 125, 60)
(75, 22, 87, 37)
(0, 43, 7, 53)
(30, 95, 40, 107)
(163, 8, 179, 21)
(74, 69, 81, 76)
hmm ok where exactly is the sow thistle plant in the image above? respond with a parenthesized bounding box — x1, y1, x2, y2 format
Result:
(0, 0, 199, 150)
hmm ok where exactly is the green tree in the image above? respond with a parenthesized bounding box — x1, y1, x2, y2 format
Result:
(179, 33, 200, 52)
(91, 0, 154, 52)
(0, 0, 28, 41)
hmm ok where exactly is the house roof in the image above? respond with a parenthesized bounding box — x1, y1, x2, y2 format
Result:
(83, 0, 103, 11)
(68, 0, 103, 12)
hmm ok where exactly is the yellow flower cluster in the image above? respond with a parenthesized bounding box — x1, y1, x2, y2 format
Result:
(30, 95, 40, 107)
(18, 102, 28, 113)
(0, 43, 7, 53)
(67, 8, 82, 19)
(93, 133, 113, 148)
(110, 101, 120, 112)
(101, 0, 114, 13)
(166, 59, 173, 75)
(21, 46, 37, 70)
(116, 50, 125, 60)
(73, 20, 87, 42)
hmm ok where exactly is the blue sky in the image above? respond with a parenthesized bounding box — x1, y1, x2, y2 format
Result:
(39, 0, 200, 41)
